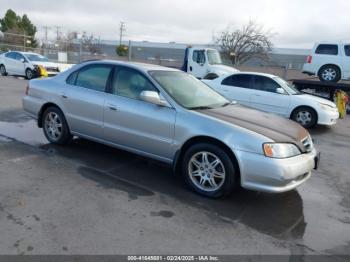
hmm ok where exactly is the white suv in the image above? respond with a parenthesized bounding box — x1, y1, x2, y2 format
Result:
(302, 42, 350, 82)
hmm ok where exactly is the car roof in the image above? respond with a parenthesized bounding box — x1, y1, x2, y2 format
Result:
(229, 71, 278, 79)
(79, 60, 180, 73)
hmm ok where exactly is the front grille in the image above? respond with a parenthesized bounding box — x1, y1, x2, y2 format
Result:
(45, 67, 59, 72)
(301, 136, 313, 153)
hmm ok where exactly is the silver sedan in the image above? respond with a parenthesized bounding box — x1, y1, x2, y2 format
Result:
(23, 61, 319, 198)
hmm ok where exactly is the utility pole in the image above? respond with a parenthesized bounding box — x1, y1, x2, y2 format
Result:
(119, 22, 126, 46)
(42, 26, 50, 45)
(54, 26, 61, 40)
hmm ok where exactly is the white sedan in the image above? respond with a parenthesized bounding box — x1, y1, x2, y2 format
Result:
(203, 72, 339, 128)
(0, 51, 65, 79)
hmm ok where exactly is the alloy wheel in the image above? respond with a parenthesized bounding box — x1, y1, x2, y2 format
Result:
(188, 151, 226, 192)
(44, 112, 63, 141)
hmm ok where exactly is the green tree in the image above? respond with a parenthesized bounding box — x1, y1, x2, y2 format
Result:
(0, 9, 37, 48)
(116, 44, 128, 56)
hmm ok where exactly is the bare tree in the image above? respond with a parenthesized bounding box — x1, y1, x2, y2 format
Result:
(215, 20, 274, 65)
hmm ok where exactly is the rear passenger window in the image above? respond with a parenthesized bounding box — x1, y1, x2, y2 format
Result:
(222, 74, 252, 89)
(66, 71, 78, 85)
(75, 65, 112, 92)
(344, 45, 350, 56)
(315, 44, 338, 55)
(253, 76, 280, 93)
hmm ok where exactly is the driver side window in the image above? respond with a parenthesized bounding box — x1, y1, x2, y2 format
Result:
(253, 75, 281, 93)
(112, 68, 157, 100)
(192, 50, 205, 64)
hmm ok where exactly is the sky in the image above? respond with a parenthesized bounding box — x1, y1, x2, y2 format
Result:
(1, 0, 349, 49)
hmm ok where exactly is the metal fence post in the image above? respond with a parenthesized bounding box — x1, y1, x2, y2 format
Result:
(79, 39, 82, 63)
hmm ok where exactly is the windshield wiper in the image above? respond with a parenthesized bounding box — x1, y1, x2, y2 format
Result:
(189, 106, 214, 110)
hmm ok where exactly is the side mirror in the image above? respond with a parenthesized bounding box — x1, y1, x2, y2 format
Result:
(140, 91, 169, 107)
(20, 58, 25, 63)
(276, 87, 286, 95)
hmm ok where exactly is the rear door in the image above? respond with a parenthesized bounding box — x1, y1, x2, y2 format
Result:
(63, 64, 113, 139)
(103, 66, 176, 160)
(250, 75, 290, 116)
(342, 45, 350, 79)
(219, 74, 254, 106)
(13, 52, 26, 76)
(4, 52, 16, 74)
(314, 44, 341, 73)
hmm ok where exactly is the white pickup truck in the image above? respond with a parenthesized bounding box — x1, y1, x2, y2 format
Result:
(181, 46, 239, 79)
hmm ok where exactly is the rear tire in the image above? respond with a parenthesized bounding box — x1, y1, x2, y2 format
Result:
(182, 143, 238, 198)
(0, 65, 7, 76)
(42, 107, 72, 145)
(318, 65, 341, 83)
(291, 107, 317, 128)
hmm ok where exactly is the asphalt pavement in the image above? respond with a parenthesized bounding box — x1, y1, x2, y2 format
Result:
(0, 75, 349, 258)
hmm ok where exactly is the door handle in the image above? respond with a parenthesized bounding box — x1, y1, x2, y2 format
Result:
(254, 94, 261, 97)
(61, 94, 68, 99)
(107, 104, 118, 111)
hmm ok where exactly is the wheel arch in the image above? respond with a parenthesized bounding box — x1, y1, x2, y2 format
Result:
(173, 136, 241, 182)
(37, 102, 67, 128)
(290, 105, 318, 123)
(318, 63, 342, 76)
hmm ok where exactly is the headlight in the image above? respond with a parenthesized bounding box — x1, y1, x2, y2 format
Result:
(263, 143, 301, 159)
(318, 102, 334, 111)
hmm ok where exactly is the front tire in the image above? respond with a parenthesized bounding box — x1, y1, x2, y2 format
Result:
(318, 65, 341, 83)
(42, 107, 72, 145)
(182, 143, 238, 198)
(0, 65, 7, 76)
(291, 107, 317, 128)
(25, 68, 34, 80)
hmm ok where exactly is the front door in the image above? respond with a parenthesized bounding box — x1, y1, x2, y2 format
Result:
(250, 75, 290, 116)
(104, 66, 176, 160)
(188, 49, 207, 79)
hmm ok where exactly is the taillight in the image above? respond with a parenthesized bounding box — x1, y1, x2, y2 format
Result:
(306, 55, 312, 64)
(25, 84, 29, 95)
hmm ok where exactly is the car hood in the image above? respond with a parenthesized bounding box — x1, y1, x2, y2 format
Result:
(32, 61, 59, 68)
(197, 104, 310, 151)
(298, 94, 336, 108)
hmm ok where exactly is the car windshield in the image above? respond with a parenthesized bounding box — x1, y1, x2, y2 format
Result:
(274, 77, 301, 95)
(26, 54, 49, 62)
(149, 71, 230, 109)
(207, 50, 223, 65)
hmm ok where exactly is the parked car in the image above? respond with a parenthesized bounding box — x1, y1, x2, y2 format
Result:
(302, 42, 350, 82)
(0, 51, 62, 79)
(23, 61, 319, 198)
(203, 72, 339, 128)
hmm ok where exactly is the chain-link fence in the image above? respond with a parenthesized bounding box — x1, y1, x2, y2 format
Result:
(0, 35, 307, 80)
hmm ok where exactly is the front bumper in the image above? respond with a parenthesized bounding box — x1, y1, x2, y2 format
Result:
(235, 148, 318, 193)
(317, 109, 339, 126)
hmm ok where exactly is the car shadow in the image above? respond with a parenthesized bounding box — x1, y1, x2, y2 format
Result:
(40, 138, 306, 240)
